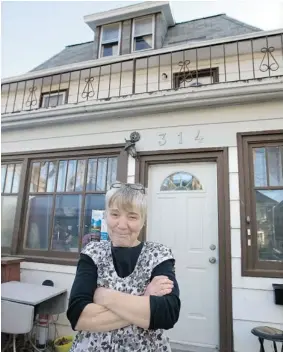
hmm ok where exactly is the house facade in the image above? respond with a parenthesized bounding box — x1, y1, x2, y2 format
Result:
(1, 2, 283, 351)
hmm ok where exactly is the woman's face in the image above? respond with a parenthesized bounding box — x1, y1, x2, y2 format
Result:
(106, 205, 144, 247)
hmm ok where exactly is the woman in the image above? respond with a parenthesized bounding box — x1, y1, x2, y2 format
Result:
(67, 182, 181, 351)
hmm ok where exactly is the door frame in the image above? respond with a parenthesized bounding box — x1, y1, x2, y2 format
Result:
(135, 147, 233, 352)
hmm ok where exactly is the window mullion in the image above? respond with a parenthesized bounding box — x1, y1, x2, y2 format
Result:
(265, 147, 270, 187)
(78, 158, 90, 252)
(11, 158, 29, 255)
(48, 161, 60, 251)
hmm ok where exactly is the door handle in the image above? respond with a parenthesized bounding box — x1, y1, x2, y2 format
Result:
(209, 257, 217, 264)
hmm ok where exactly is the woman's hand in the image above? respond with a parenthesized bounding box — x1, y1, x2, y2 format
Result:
(144, 275, 174, 296)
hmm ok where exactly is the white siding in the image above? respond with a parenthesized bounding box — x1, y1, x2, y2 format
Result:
(3, 99, 283, 350)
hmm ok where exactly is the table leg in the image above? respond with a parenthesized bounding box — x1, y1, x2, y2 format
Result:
(13, 334, 17, 352)
(259, 338, 265, 352)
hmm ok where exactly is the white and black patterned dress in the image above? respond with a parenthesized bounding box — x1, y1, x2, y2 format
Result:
(70, 240, 174, 352)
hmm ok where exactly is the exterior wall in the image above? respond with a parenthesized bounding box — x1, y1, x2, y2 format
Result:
(121, 19, 132, 55)
(2, 100, 283, 351)
(155, 12, 167, 49)
(93, 26, 101, 60)
(2, 47, 282, 114)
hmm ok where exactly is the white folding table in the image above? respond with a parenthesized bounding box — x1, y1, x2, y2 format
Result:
(1, 281, 68, 351)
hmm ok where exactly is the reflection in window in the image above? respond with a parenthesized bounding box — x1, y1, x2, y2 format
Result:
(267, 146, 283, 186)
(256, 190, 283, 261)
(1, 162, 22, 248)
(253, 144, 283, 262)
(133, 16, 153, 52)
(82, 194, 106, 248)
(24, 156, 117, 254)
(24, 195, 53, 250)
(52, 195, 81, 252)
(160, 172, 203, 191)
(253, 148, 267, 187)
(1, 196, 18, 247)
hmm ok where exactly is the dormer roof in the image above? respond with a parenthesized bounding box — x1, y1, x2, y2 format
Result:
(84, 1, 175, 31)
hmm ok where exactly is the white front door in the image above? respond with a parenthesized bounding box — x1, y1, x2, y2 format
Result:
(147, 162, 219, 352)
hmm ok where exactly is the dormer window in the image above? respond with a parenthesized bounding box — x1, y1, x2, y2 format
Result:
(132, 15, 154, 52)
(99, 23, 121, 58)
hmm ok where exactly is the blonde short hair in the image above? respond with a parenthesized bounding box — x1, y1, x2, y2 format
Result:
(105, 182, 147, 223)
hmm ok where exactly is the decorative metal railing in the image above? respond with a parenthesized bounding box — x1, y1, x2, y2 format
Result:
(1, 32, 282, 115)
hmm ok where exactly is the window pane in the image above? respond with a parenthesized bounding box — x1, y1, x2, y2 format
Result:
(161, 172, 203, 191)
(38, 162, 48, 192)
(102, 23, 119, 42)
(134, 16, 152, 36)
(86, 159, 97, 191)
(2, 165, 7, 192)
(267, 146, 283, 186)
(134, 35, 152, 51)
(106, 158, 117, 190)
(1, 196, 18, 247)
(4, 164, 15, 193)
(256, 190, 283, 262)
(57, 161, 68, 192)
(66, 160, 77, 192)
(51, 195, 81, 252)
(102, 43, 118, 57)
(30, 162, 40, 192)
(82, 194, 106, 248)
(24, 195, 53, 250)
(75, 160, 86, 192)
(46, 161, 58, 192)
(11, 164, 22, 193)
(96, 158, 107, 191)
(253, 148, 267, 187)
(43, 94, 63, 108)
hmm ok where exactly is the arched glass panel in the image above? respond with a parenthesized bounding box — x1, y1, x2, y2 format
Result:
(160, 171, 203, 191)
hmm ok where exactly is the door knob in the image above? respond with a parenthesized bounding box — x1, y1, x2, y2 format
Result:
(209, 257, 216, 264)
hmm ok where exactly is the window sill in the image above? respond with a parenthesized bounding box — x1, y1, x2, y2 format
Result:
(2, 254, 78, 267)
(242, 268, 283, 279)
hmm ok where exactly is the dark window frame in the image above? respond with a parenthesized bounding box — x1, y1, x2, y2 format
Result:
(237, 130, 283, 278)
(173, 67, 219, 89)
(1, 144, 128, 265)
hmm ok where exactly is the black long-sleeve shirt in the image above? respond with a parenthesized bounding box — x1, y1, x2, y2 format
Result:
(67, 242, 180, 331)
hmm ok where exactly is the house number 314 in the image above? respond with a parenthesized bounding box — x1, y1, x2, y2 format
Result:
(158, 132, 183, 146)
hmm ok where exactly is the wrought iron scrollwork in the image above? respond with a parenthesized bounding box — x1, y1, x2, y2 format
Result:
(82, 76, 95, 99)
(178, 60, 193, 86)
(26, 86, 38, 108)
(259, 46, 279, 72)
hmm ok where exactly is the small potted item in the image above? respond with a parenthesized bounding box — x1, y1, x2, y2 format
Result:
(54, 335, 74, 352)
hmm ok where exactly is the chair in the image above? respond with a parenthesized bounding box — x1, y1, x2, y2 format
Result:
(251, 326, 283, 352)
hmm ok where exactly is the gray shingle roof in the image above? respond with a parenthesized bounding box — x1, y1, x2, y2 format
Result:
(162, 14, 261, 47)
(31, 14, 261, 72)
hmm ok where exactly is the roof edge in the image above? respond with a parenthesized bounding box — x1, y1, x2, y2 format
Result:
(223, 14, 262, 31)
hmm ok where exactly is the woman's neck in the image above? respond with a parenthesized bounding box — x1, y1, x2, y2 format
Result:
(111, 240, 141, 248)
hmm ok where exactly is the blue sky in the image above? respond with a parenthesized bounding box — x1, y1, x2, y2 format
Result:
(1, 0, 283, 78)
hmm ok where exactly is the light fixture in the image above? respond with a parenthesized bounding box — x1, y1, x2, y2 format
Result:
(162, 73, 168, 80)
(124, 131, 141, 160)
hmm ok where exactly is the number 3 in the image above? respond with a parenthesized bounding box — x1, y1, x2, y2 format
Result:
(158, 133, 167, 146)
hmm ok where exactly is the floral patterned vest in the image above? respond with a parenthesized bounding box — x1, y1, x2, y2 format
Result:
(70, 240, 174, 352)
